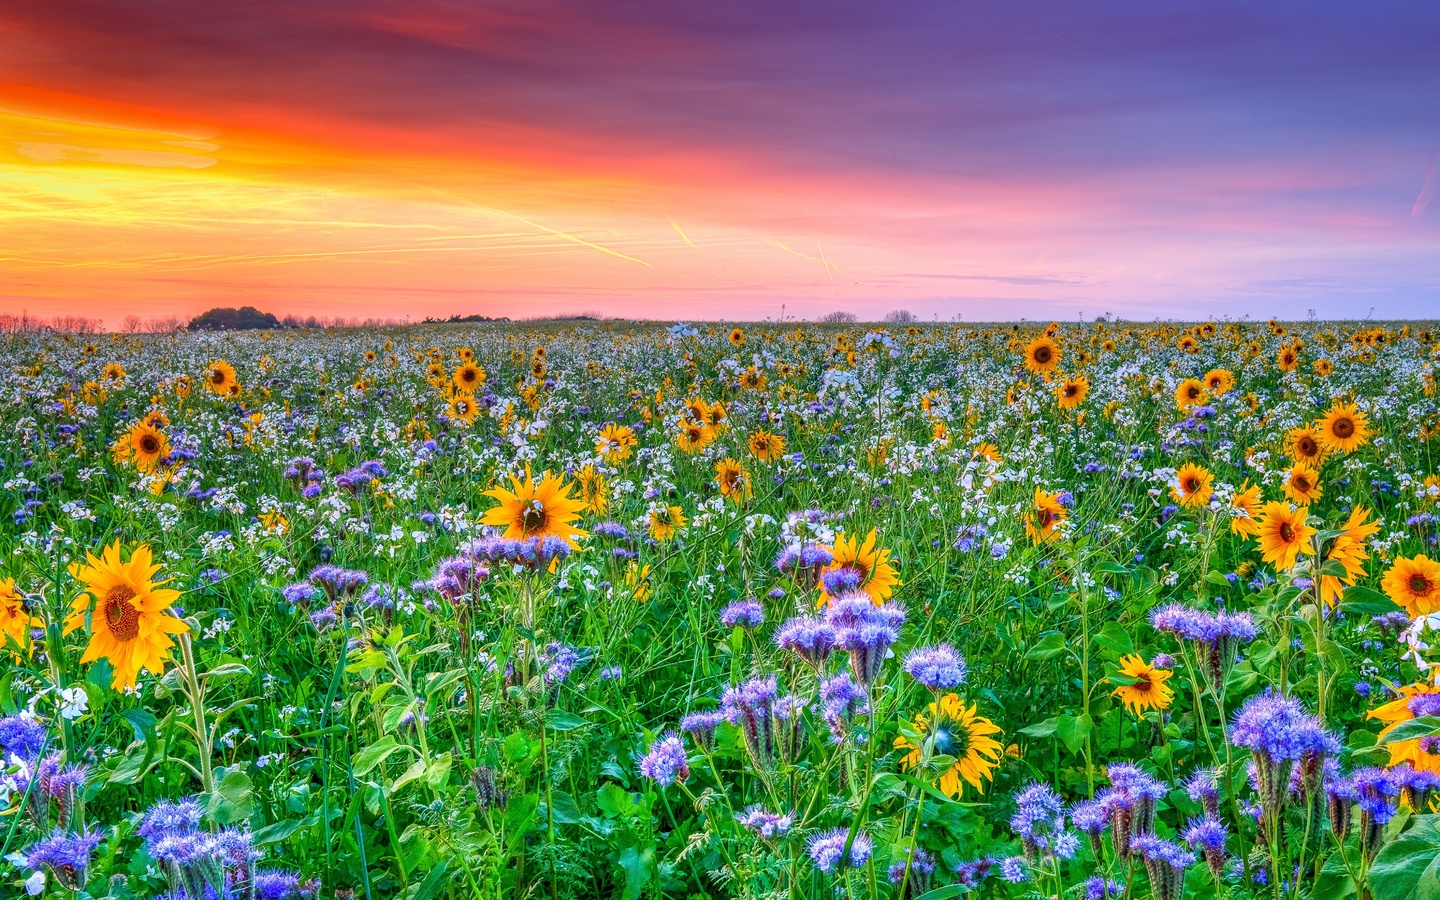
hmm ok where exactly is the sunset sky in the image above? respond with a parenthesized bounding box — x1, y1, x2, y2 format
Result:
(2, 2, 1438, 324)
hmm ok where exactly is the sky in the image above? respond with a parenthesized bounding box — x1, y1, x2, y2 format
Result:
(1, 1, 1438, 324)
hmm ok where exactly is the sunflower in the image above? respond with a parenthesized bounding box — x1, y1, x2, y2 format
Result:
(1110, 655, 1174, 716)
(819, 529, 899, 605)
(446, 395, 479, 426)
(1230, 482, 1264, 536)
(0, 578, 40, 658)
(701, 401, 728, 427)
(1284, 425, 1328, 465)
(675, 420, 716, 454)
(1369, 683, 1440, 774)
(684, 397, 710, 422)
(1203, 368, 1235, 396)
(1170, 462, 1214, 508)
(1381, 554, 1440, 618)
(452, 362, 487, 395)
(1055, 374, 1089, 410)
(573, 464, 609, 514)
(204, 360, 238, 395)
(739, 366, 768, 391)
(715, 458, 752, 504)
(1318, 507, 1380, 606)
(64, 542, 189, 690)
(1022, 336, 1062, 375)
(729, 327, 745, 346)
(647, 505, 687, 542)
(1276, 344, 1300, 372)
(101, 363, 126, 381)
(973, 442, 1002, 464)
(895, 693, 1003, 799)
(1177, 335, 1199, 353)
(173, 375, 192, 399)
(480, 467, 588, 547)
(1313, 359, 1334, 377)
(113, 421, 172, 474)
(1283, 461, 1323, 505)
(747, 429, 787, 463)
(1025, 488, 1068, 545)
(1174, 379, 1207, 410)
(1317, 401, 1370, 454)
(1254, 502, 1315, 571)
(595, 423, 637, 461)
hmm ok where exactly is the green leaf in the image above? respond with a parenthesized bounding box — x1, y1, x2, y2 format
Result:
(1369, 815, 1440, 900)
(209, 769, 253, 824)
(548, 790, 584, 824)
(1056, 713, 1093, 755)
(121, 708, 157, 745)
(617, 844, 654, 900)
(252, 817, 308, 846)
(1095, 621, 1134, 657)
(1341, 586, 1403, 616)
(1018, 717, 1057, 739)
(1379, 716, 1440, 745)
(352, 735, 402, 776)
(597, 783, 636, 819)
(545, 709, 587, 731)
(1024, 631, 1066, 661)
(413, 860, 451, 900)
(390, 759, 428, 793)
(425, 752, 452, 791)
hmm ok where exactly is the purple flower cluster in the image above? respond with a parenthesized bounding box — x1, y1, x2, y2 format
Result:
(775, 616, 835, 667)
(1149, 604, 1257, 691)
(638, 731, 689, 787)
(903, 643, 967, 692)
(1101, 764, 1166, 858)
(722, 676, 781, 771)
(334, 460, 387, 493)
(720, 599, 765, 630)
(775, 544, 833, 586)
(25, 828, 104, 891)
(679, 711, 725, 749)
(1010, 783, 1078, 862)
(817, 672, 869, 743)
(806, 827, 872, 874)
(0, 712, 47, 760)
(1131, 835, 1195, 900)
(1230, 693, 1338, 813)
(735, 805, 794, 840)
(826, 591, 905, 685)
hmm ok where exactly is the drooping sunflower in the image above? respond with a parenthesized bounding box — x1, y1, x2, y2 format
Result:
(595, 423, 637, 461)
(0, 578, 40, 658)
(1022, 336, 1062, 376)
(1055, 374, 1089, 410)
(1276, 344, 1300, 372)
(452, 362, 487, 395)
(819, 529, 899, 605)
(973, 442, 1002, 464)
(1230, 482, 1264, 537)
(1283, 461, 1324, 505)
(1203, 368, 1235, 396)
(895, 693, 1003, 799)
(715, 458, 752, 504)
(1317, 401, 1370, 454)
(1369, 683, 1440, 774)
(204, 360, 238, 395)
(1319, 506, 1380, 606)
(1254, 502, 1316, 571)
(1025, 488, 1068, 545)
(738, 366, 768, 391)
(113, 421, 172, 474)
(1110, 655, 1174, 716)
(1284, 425, 1328, 465)
(675, 420, 716, 454)
(1381, 554, 1440, 618)
(647, 505, 687, 542)
(573, 464, 609, 515)
(1174, 379, 1208, 410)
(1170, 462, 1214, 508)
(747, 429, 787, 463)
(480, 467, 588, 547)
(64, 542, 190, 690)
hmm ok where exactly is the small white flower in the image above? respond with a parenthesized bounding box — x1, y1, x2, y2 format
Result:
(25, 869, 45, 896)
(59, 686, 88, 720)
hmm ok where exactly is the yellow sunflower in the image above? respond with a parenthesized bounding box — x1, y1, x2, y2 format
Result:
(1317, 401, 1370, 454)
(446, 395, 479, 426)
(1277, 345, 1300, 372)
(1285, 425, 1328, 465)
(573, 464, 609, 514)
(1318, 507, 1380, 607)
(1025, 488, 1068, 545)
(1174, 379, 1208, 410)
(647, 505, 687, 542)
(819, 529, 899, 605)
(729, 327, 745, 346)
(1369, 683, 1440, 774)
(973, 442, 1002, 464)
(1283, 461, 1323, 505)
(1110, 655, 1174, 716)
(1230, 482, 1264, 537)
(1022, 336, 1062, 376)
(480, 467, 588, 547)
(204, 360, 238, 395)
(895, 693, 1003, 799)
(675, 420, 716, 454)
(1055, 374, 1089, 410)
(1254, 502, 1315, 571)
(595, 423, 637, 461)
(0, 578, 41, 658)
(1203, 368, 1235, 396)
(747, 429, 787, 463)
(64, 542, 190, 690)
(452, 362, 487, 395)
(1171, 463, 1214, 508)
(113, 421, 172, 474)
(715, 458, 752, 504)
(1381, 554, 1440, 618)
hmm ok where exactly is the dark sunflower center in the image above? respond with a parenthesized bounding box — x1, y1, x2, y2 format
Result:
(1298, 437, 1317, 456)
(1332, 418, 1354, 438)
(1411, 575, 1434, 598)
(139, 434, 160, 454)
(932, 721, 971, 758)
(1064, 385, 1078, 397)
(1280, 523, 1295, 543)
(103, 584, 141, 642)
(1294, 475, 1311, 492)
(1034, 347, 1052, 364)
(1132, 674, 1154, 694)
(521, 501, 547, 532)
(1184, 477, 1200, 492)
(1187, 387, 1200, 399)
(211, 370, 225, 384)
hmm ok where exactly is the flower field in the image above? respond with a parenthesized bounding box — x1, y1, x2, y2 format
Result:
(4, 318, 1440, 900)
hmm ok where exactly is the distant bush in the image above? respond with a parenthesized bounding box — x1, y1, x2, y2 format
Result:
(188, 306, 283, 331)
(883, 309, 917, 323)
(820, 310, 857, 323)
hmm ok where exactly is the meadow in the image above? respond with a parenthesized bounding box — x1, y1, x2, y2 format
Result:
(2, 317, 1439, 900)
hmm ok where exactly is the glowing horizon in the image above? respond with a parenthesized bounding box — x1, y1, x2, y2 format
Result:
(2, 2, 1438, 326)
